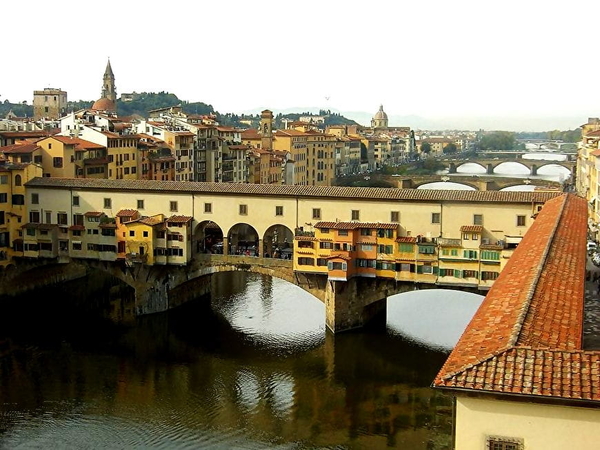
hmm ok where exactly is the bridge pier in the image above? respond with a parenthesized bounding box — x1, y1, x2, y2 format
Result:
(324, 277, 393, 333)
(448, 163, 457, 174)
(531, 164, 538, 175)
(486, 164, 494, 175)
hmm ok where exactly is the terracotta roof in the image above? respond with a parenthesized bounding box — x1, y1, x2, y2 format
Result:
(314, 221, 399, 230)
(433, 193, 600, 403)
(1, 143, 40, 154)
(84, 211, 104, 217)
(396, 236, 417, 243)
(460, 225, 483, 232)
(116, 209, 138, 218)
(167, 215, 192, 224)
(24, 177, 563, 205)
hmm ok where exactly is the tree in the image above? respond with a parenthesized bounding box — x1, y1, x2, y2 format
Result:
(421, 142, 432, 154)
(443, 143, 458, 154)
(478, 131, 516, 150)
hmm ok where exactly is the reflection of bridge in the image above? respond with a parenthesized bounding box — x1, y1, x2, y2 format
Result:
(444, 158, 575, 176)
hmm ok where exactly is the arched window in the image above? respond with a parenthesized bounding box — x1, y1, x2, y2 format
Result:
(15, 174, 22, 186)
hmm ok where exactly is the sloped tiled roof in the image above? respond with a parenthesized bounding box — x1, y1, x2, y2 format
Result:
(24, 177, 563, 204)
(314, 221, 399, 230)
(433, 193, 600, 403)
(460, 225, 483, 232)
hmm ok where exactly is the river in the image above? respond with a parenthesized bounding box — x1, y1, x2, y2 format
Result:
(0, 272, 484, 450)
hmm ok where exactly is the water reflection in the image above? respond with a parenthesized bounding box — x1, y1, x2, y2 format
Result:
(0, 272, 464, 449)
(387, 290, 484, 351)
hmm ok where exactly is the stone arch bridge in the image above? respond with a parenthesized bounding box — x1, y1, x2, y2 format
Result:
(444, 158, 575, 176)
(0, 255, 480, 333)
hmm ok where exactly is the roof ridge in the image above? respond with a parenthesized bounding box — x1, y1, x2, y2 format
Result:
(510, 193, 567, 346)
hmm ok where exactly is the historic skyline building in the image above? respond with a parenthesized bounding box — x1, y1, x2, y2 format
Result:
(91, 59, 117, 113)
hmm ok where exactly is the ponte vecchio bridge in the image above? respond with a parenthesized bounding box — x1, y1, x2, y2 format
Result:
(0, 178, 566, 333)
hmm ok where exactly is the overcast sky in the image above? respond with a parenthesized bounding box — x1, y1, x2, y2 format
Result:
(2, 1, 597, 131)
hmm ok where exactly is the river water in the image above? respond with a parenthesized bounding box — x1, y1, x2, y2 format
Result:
(0, 272, 484, 450)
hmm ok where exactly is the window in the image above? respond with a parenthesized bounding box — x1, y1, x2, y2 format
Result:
(391, 211, 399, 222)
(104, 198, 112, 209)
(73, 214, 83, 226)
(473, 214, 483, 225)
(418, 245, 435, 254)
(481, 271, 500, 280)
(57, 212, 67, 225)
(31, 193, 39, 204)
(137, 200, 144, 209)
(53, 157, 63, 168)
(73, 196, 80, 207)
(399, 243, 413, 253)
(239, 204, 248, 215)
(319, 242, 333, 249)
(170, 201, 178, 212)
(464, 250, 478, 259)
(486, 436, 523, 450)
(297, 257, 314, 266)
(378, 244, 394, 254)
(351, 210, 360, 221)
(204, 203, 212, 213)
(14, 174, 22, 186)
(129, 230, 135, 237)
(312, 208, 321, 220)
(29, 211, 40, 223)
(45, 211, 52, 224)
(0, 175, 8, 184)
(360, 228, 371, 236)
(472, 233, 478, 240)
(338, 230, 348, 236)
(516, 215, 526, 226)
(463, 270, 478, 278)
(481, 250, 500, 260)
(143, 231, 148, 238)
(0, 193, 6, 203)
(431, 212, 441, 224)
(275, 206, 283, 216)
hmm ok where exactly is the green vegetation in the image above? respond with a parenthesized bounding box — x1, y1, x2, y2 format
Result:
(477, 131, 517, 150)
(515, 129, 582, 143)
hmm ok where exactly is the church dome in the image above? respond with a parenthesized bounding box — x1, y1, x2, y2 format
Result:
(374, 105, 388, 120)
(91, 97, 116, 112)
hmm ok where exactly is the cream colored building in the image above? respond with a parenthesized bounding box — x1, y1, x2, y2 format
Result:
(22, 178, 558, 290)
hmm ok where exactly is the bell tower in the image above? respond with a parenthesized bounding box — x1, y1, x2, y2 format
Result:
(260, 109, 274, 150)
(101, 58, 117, 103)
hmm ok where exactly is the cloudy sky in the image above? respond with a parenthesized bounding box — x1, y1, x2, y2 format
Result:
(2, 1, 597, 131)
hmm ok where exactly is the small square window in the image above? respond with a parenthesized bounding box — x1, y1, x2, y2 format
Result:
(486, 436, 523, 450)
(239, 204, 248, 215)
(204, 203, 212, 213)
(31, 193, 39, 204)
(129, 230, 135, 237)
(104, 198, 112, 209)
(474, 214, 483, 225)
(73, 196, 80, 207)
(516, 215, 526, 227)
(312, 208, 321, 220)
(351, 210, 359, 221)
(170, 201, 178, 212)
(143, 231, 148, 238)
(276, 206, 283, 216)
(432, 212, 441, 224)
(391, 211, 399, 222)
(137, 199, 144, 209)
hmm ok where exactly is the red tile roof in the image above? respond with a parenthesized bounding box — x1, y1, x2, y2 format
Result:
(315, 221, 398, 230)
(460, 225, 483, 232)
(433, 193, 600, 403)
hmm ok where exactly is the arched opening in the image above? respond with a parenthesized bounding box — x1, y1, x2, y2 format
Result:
(228, 223, 259, 256)
(263, 224, 294, 259)
(194, 220, 224, 254)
